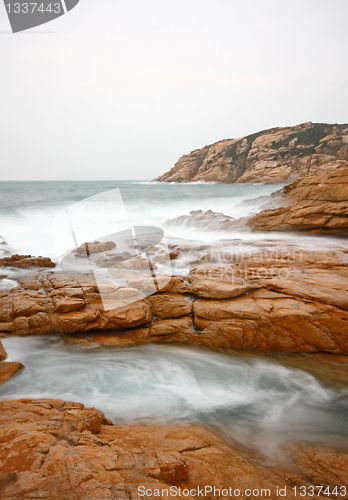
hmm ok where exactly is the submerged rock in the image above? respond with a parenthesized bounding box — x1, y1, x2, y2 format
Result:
(75, 240, 116, 255)
(165, 210, 239, 231)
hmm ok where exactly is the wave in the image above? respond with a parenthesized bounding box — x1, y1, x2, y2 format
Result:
(1, 338, 347, 465)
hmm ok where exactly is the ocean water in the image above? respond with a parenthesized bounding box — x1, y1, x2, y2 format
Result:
(2, 337, 348, 466)
(1, 180, 347, 262)
(1, 180, 348, 466)
(0, 180, 285, 257)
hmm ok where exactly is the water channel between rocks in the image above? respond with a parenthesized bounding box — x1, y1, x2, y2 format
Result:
(1, 336, 348, 467)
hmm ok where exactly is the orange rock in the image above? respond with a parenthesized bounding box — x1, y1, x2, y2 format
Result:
(0, 398, 322, 499)
(75, 241, 116, 255)
(150, 316, 194, 339)
(147, 293, 192, 319)
(65, 328, 150, 348)
(188, 277, 255, 299)
(53, 304, 101, 333)
(0, 254, 55, 268)
(193, 289, 348, 353)
(0, 340, 7, 361)
(0, 361, 24, 385)
(52, 296, 85, 313)
(248, 166, 348, 236)
(1, 244, 348, 355)
(156, 275, 190, 294)
(12, 292, 53, 317)
(101, 300, 152, 329)
(287, 443, 348, 489)
(153, 123, 348, 184)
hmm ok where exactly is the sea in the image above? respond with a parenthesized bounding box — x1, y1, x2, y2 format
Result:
(0, 180, 348, 466)
(0, 180, 286, 258)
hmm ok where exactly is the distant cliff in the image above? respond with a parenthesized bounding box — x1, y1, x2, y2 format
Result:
(153, 122, 348, 183)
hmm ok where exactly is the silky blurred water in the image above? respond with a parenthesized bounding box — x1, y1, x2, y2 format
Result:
(1, 181, 348, 467)
(0, 180, 285, 257)
(1, 337, 347, 464)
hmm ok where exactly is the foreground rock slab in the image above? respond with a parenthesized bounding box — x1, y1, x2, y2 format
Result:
(0, 398, 342, 500)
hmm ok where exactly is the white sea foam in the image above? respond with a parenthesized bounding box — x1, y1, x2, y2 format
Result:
(1, 338, 347, 465)
(1, 181, 347, 264)
(0, 180, 283, 257)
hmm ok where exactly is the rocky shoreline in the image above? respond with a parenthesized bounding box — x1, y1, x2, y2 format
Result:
(0, 242, 348, 355)
(1, 248, 347, 496)
(1, 162, 348, 498)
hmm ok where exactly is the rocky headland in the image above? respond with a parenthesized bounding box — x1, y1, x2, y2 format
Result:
(153, 122, 348, 184)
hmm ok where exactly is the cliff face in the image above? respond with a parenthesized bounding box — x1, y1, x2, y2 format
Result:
(153, 122, 348, 183)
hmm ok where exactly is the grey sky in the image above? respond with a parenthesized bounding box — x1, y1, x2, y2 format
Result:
(1, 0, 347, 180)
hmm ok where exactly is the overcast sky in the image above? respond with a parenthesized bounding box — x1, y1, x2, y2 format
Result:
(0, 0, 347, 180)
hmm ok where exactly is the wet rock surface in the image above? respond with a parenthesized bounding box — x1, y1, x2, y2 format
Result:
(0, 242, 347, 354)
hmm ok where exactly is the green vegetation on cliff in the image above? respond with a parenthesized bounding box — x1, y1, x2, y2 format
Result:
(153, 122, 348, 184)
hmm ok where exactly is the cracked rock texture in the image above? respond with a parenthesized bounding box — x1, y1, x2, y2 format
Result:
(0, 398, 345, 500)
(153, 122, 348, 184)
(248, 166, 348, 236)
(1, 244, 348, 354)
